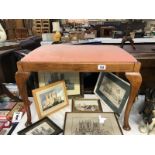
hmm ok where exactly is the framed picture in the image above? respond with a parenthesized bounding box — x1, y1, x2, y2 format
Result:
(0, 129, 7, 135)
(0, 110, 10, 116)
(18, 117, 63, 135)
(38, 72, 83, 97)
(64, 112, 123, 135)
(72, 98, 102, 112)
(94, 73, 130, 115)
(7, 102, 25, 120)
(32, 80, 69, 119)
(0, 95, 17, 110)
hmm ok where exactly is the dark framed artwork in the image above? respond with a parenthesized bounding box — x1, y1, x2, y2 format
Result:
(0, 94, 17, 110)
(38, 72, 84, 98)
(64, 112, 123, 135)
(72, 98, 102, 112)
(94, 73, 130, 115)
(18, 117, 63, 135)
(6, 102, 25, 119)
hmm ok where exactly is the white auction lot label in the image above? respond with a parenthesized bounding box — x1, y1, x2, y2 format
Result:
(98, 64, 106, 70)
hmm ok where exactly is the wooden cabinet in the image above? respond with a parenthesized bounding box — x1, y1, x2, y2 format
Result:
(3, 19, 31, 40)
(32, 19, 50, 36)
(123, 44, 155, 93)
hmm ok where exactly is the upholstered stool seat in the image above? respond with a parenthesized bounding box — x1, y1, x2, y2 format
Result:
(21, 45, 137, 63)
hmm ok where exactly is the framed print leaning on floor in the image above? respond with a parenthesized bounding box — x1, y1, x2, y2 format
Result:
(32, 81, 68, 119)
(72, 98, 102, 112)
(38, 72, 83, 97)
(18, 117, 63, 135)
(64, 112, 123, 135)
(94, 73, 130, 115)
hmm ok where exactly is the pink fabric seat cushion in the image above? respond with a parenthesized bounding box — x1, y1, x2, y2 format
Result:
(21, 45, 137, 63)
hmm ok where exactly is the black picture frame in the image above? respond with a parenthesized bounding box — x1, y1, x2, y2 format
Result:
(18, 117, 63, 135)
(94, 72, 130, 115)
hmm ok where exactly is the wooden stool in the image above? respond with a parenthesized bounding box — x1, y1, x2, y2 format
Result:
(16, 45, 142, 130)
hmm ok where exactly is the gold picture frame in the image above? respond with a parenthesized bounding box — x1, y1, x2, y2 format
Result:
(38, 72, 83, 98)
(32, 81, 69, 119)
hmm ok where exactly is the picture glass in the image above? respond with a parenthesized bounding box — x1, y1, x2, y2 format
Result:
(37, 85, 65, 111)
(73, 99, 102, 112)
(38, 72, 82, 96)
(18, 117, 63, 135)
(0, 95, 16, 110)
(99, 76, 125, 108)
(94, 73, 130, 115)
(25, 122, 55, 135)
(33, 81, 68, 118)
(64, 113, 122, 135)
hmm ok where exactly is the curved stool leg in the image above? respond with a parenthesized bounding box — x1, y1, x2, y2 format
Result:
(15, 71, 32, 126)
(123, 72, 142, 130)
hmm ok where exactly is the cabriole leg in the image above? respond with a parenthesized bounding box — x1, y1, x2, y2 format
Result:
(123, 72, 142, 130)
(15, 71, 32, 126)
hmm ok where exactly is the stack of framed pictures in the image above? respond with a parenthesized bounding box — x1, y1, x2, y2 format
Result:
(63, 98, 122, 135)
(29, 72, 128, 135)
(38, 72, 83, 98)
(0, 94, 26, 134)
(18, 82, 66, 135)
(28, 80, 69, 135)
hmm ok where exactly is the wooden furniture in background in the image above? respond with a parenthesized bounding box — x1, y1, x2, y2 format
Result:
(0, 42, 21, 101)
(3, 19, 30, 40)
(0, 42, 20, 83)
(15, 45, 142, 131)
(33, 19, 50, 36)
(123, 44, 155, 94)
(100, 26, 115, 37)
